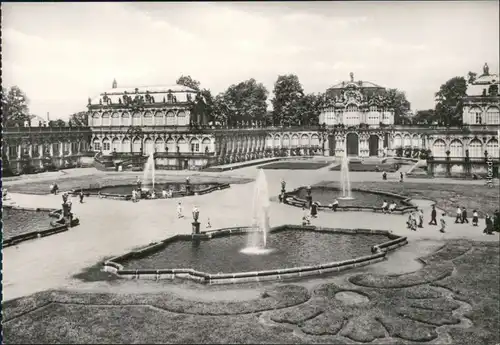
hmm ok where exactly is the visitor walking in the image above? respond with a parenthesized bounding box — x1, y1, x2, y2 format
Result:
(382, 171, 387, 180)
(461, 207, 469, 224)
(331, 198, 339, 212)
(207, 218, 212, 228)
(131, 190, 137, 203)
(429, 205, 437, 225)
(389, 201, 397, 213)
(407, 213, 417, 231)
(455, 206, 462, 223)
(162, 189, 167, 199)
(472, 210, 479, 226)
(79, 190, 85, 203)
(62, 192, 68, 204)
(177, 202, 184, 218)
(399, 172, 404, 183)
(381, 200, 389, 214)
(484, 215, 493, 235)
(310, 202, 318, 218)
(439, 213, 447, 233)
(494, 210, 500, 232)
(418, 209, 424, 228)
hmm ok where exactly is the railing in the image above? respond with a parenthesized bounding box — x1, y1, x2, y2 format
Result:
(3, 126, 91, 134)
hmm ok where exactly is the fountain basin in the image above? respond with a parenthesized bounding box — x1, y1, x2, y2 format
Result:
(72, 183, 230, 200)
(2, 206, 74, 248)
(103, 225, 407, 284)
(285, 186, 417, 213)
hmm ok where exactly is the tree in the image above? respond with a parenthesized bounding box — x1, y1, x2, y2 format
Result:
(413, 109, 438, 125)
(69, 111, 88, 126)
(48, 119, 67, 127)
(299, 93, 322, 126)
(176, 75, 201, 91)
(434, 76, 467, 126)
(380, 88, 411, 125)
(222, 79, 268, 126)
(271, 74, 304, 126)
(1, 86, 31, 127)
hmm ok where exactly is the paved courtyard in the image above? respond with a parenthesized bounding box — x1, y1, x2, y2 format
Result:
(2, 161, 499, 344)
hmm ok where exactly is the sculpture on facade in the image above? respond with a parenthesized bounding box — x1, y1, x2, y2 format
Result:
(483, 63, 489, 76)
(350, 72, 354, 82)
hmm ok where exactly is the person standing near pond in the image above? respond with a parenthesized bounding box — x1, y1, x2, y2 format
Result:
(429, 205, 437, 225)
(381, 200, 388, 214)
(439, 213, 447, 233)
(399, 172, 404, 183)
(331, 198, 339, 212)
(382, 171, 387, 180)
(389, 201, 397, 213)
(79, 189, 85, 203)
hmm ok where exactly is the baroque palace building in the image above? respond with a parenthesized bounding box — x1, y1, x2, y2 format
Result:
(3, 64, 498, 176)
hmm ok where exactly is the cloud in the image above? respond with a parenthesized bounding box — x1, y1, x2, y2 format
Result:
(1, 1, 499, 119)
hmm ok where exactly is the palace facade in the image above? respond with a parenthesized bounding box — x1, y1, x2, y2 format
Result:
(3, 64, 498, 176)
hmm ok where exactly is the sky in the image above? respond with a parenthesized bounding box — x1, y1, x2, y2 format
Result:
(2, 1, 499, 120)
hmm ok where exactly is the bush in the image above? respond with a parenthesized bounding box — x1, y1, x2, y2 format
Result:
(395, 147, 403, 157)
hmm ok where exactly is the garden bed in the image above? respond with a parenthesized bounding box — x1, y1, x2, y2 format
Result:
(259, 161, 331, 170)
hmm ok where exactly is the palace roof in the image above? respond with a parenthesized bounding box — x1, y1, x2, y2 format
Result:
(328, 80, 385, 90)
(89, 84, 198, 106)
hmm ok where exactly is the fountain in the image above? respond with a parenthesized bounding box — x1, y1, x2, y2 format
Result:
(339, 152, 354, 200)
(241, 169, 273, 255)
(141, 152, 156, 192)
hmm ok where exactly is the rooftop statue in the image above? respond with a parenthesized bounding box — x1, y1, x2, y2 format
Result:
(350, 72, 354, 82)
(483, 63, 489, 76)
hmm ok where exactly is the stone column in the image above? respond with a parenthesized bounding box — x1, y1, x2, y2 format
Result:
(59, 142, 64, 156)
(28, 144, 33, 157)
(17, 144, 22, 159)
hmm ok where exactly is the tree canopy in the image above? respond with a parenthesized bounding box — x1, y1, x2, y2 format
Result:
(380, 88, 411, 125)
(221, 78, 268, 126)
(176, 75, 201, 91)
(434, 76, 467, 126)
(69, 111, 88, 127)
(2, 86, 31, 127)
(271, 74, 305, 126)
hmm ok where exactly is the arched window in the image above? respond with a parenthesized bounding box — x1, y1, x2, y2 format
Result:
(177, 111, 187, 126)
(469, 139, 482, 158)
(282, 135, 290, 148)
(266, 135, 273, 148)
(403, 134, 411, 147)
(449, 139, 463, 158)
(121, 112, 130, 126)
(291, 134, 299, 147)
(202, 138, 212, 153)
(132, 112, 141, 126)
(101, 113, 110, 127)
(469, 107, 482, 124)
(311, 134, 320, 147)
(274, 135, 280, 148)
(166, 111, 175, 126)
(155, 138, 164, 152)
(177, 137, 188, 152)
(393, 134, 402, 148)
(166, 138, 175, 152)
(190, 138, 200, 152)
(132, 137, 142, 153)
(143, 112, 153, 126)
(102, 138, 111, 152)
(111, 138, 120, 152)
(143, 138, 154, 154)
(111, 112, 120, 126)
(486, 139, 499, 159)
(93, 138, 101, 151)
(301, 134, 309, 146)
(122, 138, 130, 153)
(486, 107, 500, 125)
(432, 139, 446, 157)
(154, 111, 164, 126)
(412, 135, 420, 148)
(91, 113, 100, 127)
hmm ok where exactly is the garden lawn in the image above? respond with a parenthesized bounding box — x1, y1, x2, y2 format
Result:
(4, 174, 252, 195)
(315, 180, 499, 217)
(259, 161, 331, 170)
(330, 162, 399, 172)
(2, 240, 498, 344)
